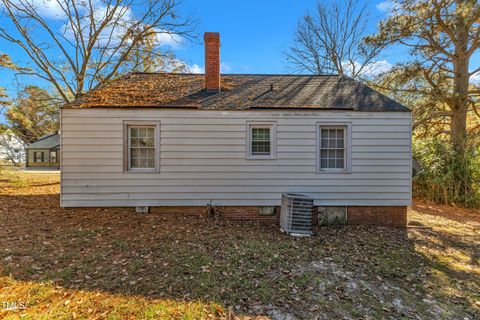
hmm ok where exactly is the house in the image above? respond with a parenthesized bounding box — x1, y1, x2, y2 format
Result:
(26, 133, 60, 169)
(0, 129, 25, 165)
(60, 32, 412, 226)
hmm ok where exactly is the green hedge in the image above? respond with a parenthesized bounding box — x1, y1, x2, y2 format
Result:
(413, 139, 480, 208)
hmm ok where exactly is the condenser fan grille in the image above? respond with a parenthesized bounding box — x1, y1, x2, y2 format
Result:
(280, 193, 314, 236)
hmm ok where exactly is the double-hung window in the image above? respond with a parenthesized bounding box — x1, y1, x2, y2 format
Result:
(34, 151, 44, 163)
(247, 121, 276, 159)
(124, 121, 160, 173)
(317, 123, 351, 172)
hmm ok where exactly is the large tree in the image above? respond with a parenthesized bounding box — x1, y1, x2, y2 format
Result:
(285, 0, 383, 79)
(0, 52, 22, 109)
(0, 0, 195, 103)
(366, 0, 480, 151)
(5, 86, 59, 144)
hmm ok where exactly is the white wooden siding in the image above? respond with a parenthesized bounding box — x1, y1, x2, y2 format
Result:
(60, 109, 412, 207)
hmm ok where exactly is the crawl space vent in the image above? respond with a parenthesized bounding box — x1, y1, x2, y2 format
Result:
(280, 193, 314, 236)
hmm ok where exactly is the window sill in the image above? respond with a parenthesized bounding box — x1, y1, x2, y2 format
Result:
(246, 155, 277, 160)
(123, 169, 159, 174)
(316, 169, 351, 174)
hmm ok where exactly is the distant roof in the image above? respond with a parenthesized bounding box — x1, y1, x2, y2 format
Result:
(65, 73, 410, 112)
(27, 134, 59, 149)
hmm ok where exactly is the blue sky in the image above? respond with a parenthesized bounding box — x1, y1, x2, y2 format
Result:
(175, 0, 405, 74)
(0, 0, 410, 96)
(0, 0, 479, 110)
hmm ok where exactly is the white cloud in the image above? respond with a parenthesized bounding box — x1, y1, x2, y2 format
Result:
(2, 0, 65, 19)
(185, 62, 233, 74)
(155, 31, 183, 48)
(6, 1, 182, 50)
(61, 3, 137, 48)
(376, 0, 395, 12)
(60, 3, 184, 50)
(32, 0, 64, 18)
(342, 60, 393, 78)
(363, 60, 394, 76)
(188, 64, 204, 74)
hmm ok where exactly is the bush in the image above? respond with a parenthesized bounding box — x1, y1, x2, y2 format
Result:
(413, 139, 480, 208)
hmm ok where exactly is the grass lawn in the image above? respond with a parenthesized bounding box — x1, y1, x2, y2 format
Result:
(0, 170, 478, 319)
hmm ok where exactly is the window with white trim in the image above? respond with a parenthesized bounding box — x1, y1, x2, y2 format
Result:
(247, 122, 276, 159)
(317, 123, 351, 172)
(252, 127, 271, 155)
(128, 126, 156, 171)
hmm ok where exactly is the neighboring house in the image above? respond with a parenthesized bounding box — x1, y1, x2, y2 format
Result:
(0, 130, 25, 165)
(26, 133, 60, 168)
(60, 32, 412, 226)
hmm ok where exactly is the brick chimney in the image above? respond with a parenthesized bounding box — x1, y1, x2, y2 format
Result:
(204, 32, 220, 92)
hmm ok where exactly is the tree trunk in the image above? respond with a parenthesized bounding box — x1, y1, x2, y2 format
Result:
(451, 103, 468, 151)
(451, 0, 470, 152)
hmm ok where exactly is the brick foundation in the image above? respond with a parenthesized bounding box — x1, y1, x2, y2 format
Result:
(220, 206, 280, 222)
(148, 205, 407, 227)
(149, 206, 279, 223)
(347, 206, 407, 227)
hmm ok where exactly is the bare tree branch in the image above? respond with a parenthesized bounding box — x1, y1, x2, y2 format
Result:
(284, 0, 383, 79)
(0, 0, 197, 103)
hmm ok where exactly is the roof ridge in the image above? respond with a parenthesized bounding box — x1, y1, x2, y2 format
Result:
(129, 72, 343, 77)
(35, 133, 55, 142)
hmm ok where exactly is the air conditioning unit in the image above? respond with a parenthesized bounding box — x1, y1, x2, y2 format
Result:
(280, 193, 314, 236)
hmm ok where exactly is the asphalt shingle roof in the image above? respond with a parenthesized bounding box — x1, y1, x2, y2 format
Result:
(27, 134, 60, 149)
(65, 73, 410, 112)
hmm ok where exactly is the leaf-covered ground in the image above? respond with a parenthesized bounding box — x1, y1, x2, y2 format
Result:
(0, 171, 478, 319)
